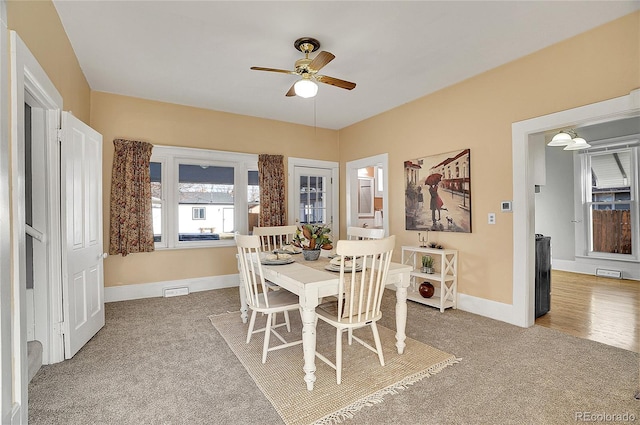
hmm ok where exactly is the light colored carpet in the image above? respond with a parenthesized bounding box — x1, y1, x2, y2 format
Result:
(209, 311, 459, 425)
(27, 288, 639, 424)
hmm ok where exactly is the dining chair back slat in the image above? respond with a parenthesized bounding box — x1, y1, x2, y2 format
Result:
(254, 225, 298, 251)
(337, 236, 394, 324)
(236, 234, 269, 308)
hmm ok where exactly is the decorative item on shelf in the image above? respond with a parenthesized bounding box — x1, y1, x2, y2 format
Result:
(428, 242, 444, 249)
(419, 282, 435, 298)
(292, 223, 333, 261)
(418, 231, 429, 248)
(421, 255, 435, 274)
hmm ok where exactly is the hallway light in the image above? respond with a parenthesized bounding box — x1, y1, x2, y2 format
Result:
(563, 137, 591, 151)
(548, 129, 591, 150)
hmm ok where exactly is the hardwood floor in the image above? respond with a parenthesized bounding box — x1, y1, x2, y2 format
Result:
(535, 270, 639, 353)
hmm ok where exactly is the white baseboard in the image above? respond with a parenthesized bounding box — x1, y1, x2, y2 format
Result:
(552, 259, 639, 281)
(105, 274, 240, 303)
(457, 293, 516, 326)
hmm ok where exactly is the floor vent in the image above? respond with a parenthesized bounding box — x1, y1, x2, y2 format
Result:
(595, 268, 622, 279)
(163, 287, 190, 297)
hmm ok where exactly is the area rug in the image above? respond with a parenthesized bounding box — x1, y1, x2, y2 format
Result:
(209, 312, 459, 425)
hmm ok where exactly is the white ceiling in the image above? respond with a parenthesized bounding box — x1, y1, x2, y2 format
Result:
(52, 1, 640, 130)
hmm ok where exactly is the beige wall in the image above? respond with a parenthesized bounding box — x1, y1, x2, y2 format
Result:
(90, 92, 339, 286)
(339, 12, 640, 304)
(7, 0, 91, 123)
(7, 1, 638, 305)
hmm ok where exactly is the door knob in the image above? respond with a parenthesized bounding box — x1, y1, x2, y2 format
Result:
(98, 252, 108, 260)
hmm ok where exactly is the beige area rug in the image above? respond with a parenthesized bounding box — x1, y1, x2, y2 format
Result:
(209, 312, 459, 425)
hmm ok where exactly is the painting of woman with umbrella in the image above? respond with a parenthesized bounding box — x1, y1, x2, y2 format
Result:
(404, 149, 472, 233)
(426, 173, 446, 229)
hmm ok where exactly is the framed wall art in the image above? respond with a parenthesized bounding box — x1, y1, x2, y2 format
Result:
(404, 148, 471, 233)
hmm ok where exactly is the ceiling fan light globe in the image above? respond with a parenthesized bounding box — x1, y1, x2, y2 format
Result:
(294, 79, 318, 98)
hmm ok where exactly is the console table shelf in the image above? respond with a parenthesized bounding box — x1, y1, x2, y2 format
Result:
(398, 246, 458, 312)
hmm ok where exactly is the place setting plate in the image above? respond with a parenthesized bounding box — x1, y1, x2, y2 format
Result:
(324, 257, 362, 272)
(261, 253, 295, 265)
(274, 245, 302, 255)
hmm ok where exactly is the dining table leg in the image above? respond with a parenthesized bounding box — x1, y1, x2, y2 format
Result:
(394, 272, 410, 354)
(300, 290, 319, 391)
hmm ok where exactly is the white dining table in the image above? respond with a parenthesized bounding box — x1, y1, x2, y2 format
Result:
(238, 254, 412, 391)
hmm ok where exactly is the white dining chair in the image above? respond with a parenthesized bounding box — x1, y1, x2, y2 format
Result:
(253, 225, 298, 252)
(315, 235, 395, 384)
(236, 234, 303, 363)
(346, 226, 385, 240)
(252, 225, 298, 295)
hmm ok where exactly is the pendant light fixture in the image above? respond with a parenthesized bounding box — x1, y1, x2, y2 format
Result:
(548, 129, 591, 150)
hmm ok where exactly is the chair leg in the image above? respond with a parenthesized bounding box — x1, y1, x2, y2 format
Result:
(284, 310, 291, 332)
(262, 313, 272, 364)
(370, 322, 385, 366)
(246, 310, 257, 344)
(347, 328, 353, 345)
(336, 328, 343, 384)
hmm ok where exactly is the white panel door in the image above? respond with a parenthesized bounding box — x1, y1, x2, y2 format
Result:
(60, 112, 104, 359)
(293, 166, 334, 233)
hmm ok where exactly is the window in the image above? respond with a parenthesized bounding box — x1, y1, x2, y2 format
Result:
(151, 146, 258, 248)
(580, 141, 638, 259)
(299, 175, 327, 224)
(192, 207, 206, 220)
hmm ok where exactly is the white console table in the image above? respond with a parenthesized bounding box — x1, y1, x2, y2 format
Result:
(395, 246, 458, 312)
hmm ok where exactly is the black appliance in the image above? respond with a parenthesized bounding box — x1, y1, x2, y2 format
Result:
(535, 234, 551, 318)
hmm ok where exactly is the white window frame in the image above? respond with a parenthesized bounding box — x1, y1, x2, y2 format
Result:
(151, 145, 257, 249)
(576, 136, 639, 262)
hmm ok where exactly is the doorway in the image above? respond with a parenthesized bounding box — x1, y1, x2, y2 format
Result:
(345, 154, 389, 236)
(512, 89, 640, 328)
(287, 157, 339, 238)
(10, 30, 65, 422)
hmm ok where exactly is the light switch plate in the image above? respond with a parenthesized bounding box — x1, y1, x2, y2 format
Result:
(488, 213, 496, 224)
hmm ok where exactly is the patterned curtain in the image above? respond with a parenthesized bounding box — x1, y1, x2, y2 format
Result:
(109, 139, 155, 256)
(258, 154, 286, 227)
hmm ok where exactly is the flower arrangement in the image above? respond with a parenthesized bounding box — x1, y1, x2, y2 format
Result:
(292, 224, 333, 251)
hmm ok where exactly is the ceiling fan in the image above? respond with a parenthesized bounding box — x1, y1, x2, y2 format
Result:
(250, 37, 356, 98)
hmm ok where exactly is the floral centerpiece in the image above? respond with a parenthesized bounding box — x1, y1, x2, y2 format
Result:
(292, 224, 333, 260)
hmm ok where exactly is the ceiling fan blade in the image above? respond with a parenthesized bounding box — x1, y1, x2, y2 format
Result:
(315, 75, 356, 90)
(285, 83, 296, 97)
(250, 66, 297, 75)
(308, 51, 335, 72)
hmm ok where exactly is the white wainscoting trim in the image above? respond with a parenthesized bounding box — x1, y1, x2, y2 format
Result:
(105, 274, 240, 303)
(457, 293, 516, 326)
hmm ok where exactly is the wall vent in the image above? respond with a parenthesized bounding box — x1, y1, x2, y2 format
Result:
(595, 268, 622, 279)
(163, 287, 190, 297)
